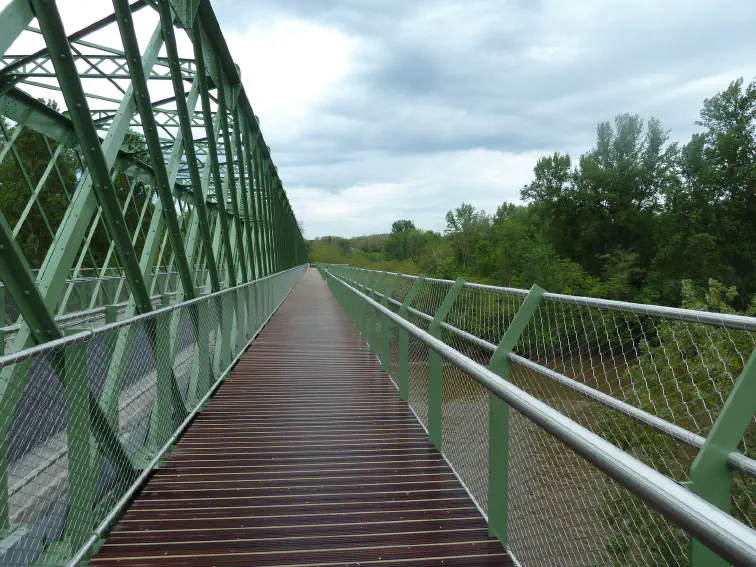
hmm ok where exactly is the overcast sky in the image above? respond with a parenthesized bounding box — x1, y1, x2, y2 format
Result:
(4, 0, 755, 239)
(213, 0, 756, 238)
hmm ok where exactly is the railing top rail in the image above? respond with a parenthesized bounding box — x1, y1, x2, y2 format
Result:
(334, 266, 756, 331)
(323, 267, 756, 567)
(356, 273, 756, 477)
(0, 265, 306, 369)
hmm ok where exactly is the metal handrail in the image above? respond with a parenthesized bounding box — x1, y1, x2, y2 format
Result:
(0, 265, 305, 369)
(344, 267, 756, 331)
(64, 265, 307, 567)
(0, 291, 177, 334)
(324, 268, 756, 567)
(352, 280, 756, 478)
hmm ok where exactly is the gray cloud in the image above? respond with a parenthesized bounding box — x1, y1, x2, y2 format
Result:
(213, 0, 756, 236)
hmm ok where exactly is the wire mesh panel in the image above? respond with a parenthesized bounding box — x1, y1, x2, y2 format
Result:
(0, 265, 305, 567)
(441, 355, 490, 514)
(507, 357, 690, 567)
(319, 266, 756, 567)
(407, 332, 430, 428)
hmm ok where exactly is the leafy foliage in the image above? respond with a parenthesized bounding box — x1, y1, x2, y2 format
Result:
(311, 78, 756, 311)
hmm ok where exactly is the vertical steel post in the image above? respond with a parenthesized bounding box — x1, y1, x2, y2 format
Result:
(487, 284, 545, 546)
(188, 298, 211, 406)
(148, 299, 174, 449)
(192, 18, 236, 288)
(688, 346, 756, 567)
(0, 293, 5, 357)
(363, 271, 377, 345)
(63, 330, 94, 550)
(369, 272, 389, 356)
(157, 0, 220, 294)
(251, 283, 257, 339)
(236, 287, 245, 352)
(259, 158, 274, 276)
(234, 108, 256, 280)
(105, 305, 118, 325)
(398, 276, 426, 401)
(427, 278, 464, 449)
(256, 151, 271, 277)
(243, 125, 264, 280)
(354, 269, 366, 336)
(215, 59, 248, 284)
(381, 273, 402, 374)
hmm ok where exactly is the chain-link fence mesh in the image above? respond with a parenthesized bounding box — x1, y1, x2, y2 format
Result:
(320, 265, 756, 567)
(1, 273, 191, 356)
(0, 265, 305, 567)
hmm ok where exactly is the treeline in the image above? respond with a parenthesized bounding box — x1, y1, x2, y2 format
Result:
(0, 100, 167, 271)
(311, 78, 756, 312)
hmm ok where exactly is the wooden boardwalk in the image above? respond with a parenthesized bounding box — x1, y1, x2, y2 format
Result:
(91, 269, 513, 566)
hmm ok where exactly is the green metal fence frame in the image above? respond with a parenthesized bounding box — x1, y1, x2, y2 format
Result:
(317, 263, 756, 567)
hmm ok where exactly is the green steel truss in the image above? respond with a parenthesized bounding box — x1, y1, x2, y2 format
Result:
(0, 0, 307, 350)
(0, 2, 306, 561)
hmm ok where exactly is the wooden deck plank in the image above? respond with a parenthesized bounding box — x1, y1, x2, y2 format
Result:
(91, 269, 512, 566)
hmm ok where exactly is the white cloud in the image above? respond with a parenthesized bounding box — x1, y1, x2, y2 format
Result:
(4, 0, 756, 241)
(224, 19, 357, 143)
(287, 148, 542, 238)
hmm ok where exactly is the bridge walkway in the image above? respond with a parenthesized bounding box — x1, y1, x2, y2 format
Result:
(89, 268, 513, 566)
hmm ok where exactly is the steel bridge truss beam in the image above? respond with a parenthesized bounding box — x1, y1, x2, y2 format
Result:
(0, 0, 306, 558)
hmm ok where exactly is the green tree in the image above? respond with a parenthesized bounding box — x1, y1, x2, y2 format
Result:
(0, 103, 79, 268)
(445, 203, 490, 271)
(648, 78, 756, 308)
(385, 220, 418, 261)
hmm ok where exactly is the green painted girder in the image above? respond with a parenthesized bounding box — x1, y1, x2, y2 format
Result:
(252, 143, 270, 276)
(30, 0, 155, 313)
(214, 59, 248, 283)
(30, 2, 189, 439)
(246, 130, 267, 277)
(157, 0, 221, 293)
(0, 55, 195, 81)
(0, 0, 150, 78)
(192, 17, 237, 288)
(234, 107, 257, 280)
(112, 0, 197, 301)
(260, 156, 275, 275)
(0, 210, 137, 530)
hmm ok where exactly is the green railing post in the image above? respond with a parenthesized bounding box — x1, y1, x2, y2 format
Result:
(427, 278, 465, 449)
(350, 274, 360, 325)
(398, 275, 426, 401)
(0, 294, 5, 357)
(248, 283, 255, 337)
(688, 346, 756, 567)
(362, 270, 377, 344)
(222, 292, 233, 370)
(190, 298, 211, 405)
(487, 284, 545, 546)
(105, 304, 117, 325)
(353, 269, 365, 335)
(236, 287, 245, 353)
(148, 310, 172, 450)
(63, 329, 94, 550)
(381, 273, 402, 374)
(357, 269, 369, 337)
(369, 272, 389, 355)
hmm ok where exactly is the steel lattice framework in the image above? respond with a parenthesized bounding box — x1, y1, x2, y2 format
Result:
(0, 0, 306, 355)
(0, 4, 306, 564)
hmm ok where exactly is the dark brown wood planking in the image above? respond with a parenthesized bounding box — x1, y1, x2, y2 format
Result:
(91, 268, 513, 566)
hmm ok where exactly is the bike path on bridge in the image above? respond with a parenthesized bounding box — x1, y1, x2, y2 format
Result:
(90, 269, 512, 566)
